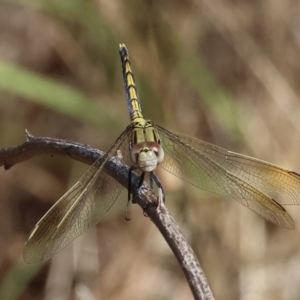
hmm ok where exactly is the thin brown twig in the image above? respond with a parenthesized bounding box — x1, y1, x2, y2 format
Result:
(0, 130, 215, 300)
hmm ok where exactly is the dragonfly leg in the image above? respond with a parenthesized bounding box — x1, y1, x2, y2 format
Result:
(127, 166, 139, 220)
(150, 174, 154, 189)
(128, 166, 138, 201)
(135, 171, 151, 218)
(137, 171, 146, 189)
(151, 173, 166, 203)
(142, 173, 165, 217)
(127, 166, 139, 202)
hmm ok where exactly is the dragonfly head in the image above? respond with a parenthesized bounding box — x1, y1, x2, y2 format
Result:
(131, 142, 164, 172)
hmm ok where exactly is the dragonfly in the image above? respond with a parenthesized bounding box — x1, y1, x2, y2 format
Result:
(23, 44, 300, 263)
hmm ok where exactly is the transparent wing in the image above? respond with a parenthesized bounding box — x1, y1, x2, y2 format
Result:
(23, 127, 131, 263)
(156, 125, 297, 229)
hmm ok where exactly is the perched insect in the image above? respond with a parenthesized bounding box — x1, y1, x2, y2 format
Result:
(23, 44, 300, 263)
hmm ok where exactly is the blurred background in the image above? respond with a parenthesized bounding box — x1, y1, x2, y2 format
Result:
(0, 0, 300, 299)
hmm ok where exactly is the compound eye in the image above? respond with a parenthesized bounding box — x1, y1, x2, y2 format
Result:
(152, 145, 164, 164)
(130, 143, 144, 164)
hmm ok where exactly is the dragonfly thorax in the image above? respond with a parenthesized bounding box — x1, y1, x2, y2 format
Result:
(131, 142, 164, 172)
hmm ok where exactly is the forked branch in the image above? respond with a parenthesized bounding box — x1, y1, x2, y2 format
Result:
(0, 130, 214, 300)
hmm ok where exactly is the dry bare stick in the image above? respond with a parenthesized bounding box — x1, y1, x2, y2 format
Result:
(0, 130, 214, 300)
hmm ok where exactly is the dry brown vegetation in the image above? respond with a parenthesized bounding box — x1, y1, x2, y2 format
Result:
(1, 0, 300, 299)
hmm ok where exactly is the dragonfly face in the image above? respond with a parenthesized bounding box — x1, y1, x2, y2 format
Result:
(130, 143, 161, 172)
(128, 120, 164, 172)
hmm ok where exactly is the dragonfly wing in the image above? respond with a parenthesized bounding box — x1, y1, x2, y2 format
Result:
(156, 125, 294, 229)
(24, 127, 131, 263)
(200, 144, 300, 206)
(158, 128, 300, 205)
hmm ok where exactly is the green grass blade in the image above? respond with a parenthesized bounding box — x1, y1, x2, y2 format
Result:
(0, 61, 114, 126)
